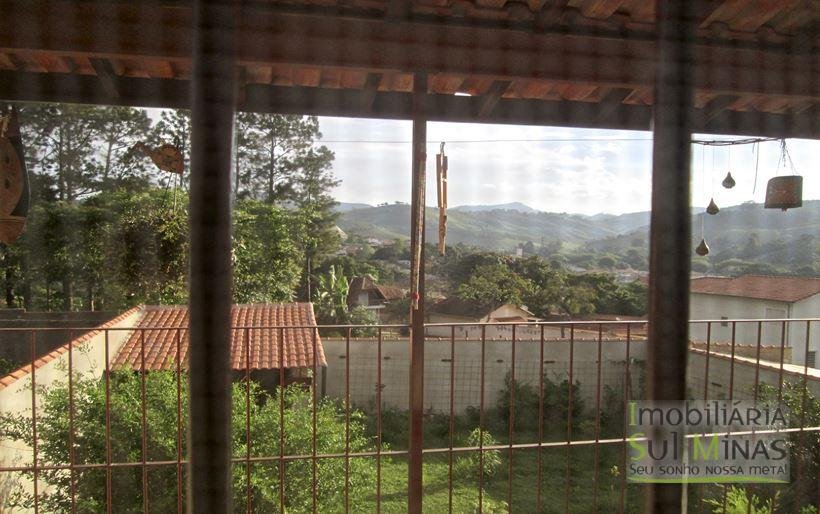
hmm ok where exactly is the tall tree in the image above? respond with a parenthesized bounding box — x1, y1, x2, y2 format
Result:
(234, 113, 324, 203)
(20, 104, 105, 201)
(95, 106, 153, 189)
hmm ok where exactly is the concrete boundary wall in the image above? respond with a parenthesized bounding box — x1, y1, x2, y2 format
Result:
(324, 338, 820, 413)
(323, 337, 647, 412)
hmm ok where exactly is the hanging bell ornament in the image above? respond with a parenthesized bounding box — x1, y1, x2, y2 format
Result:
(695, 238, 710, 256)
(721, 172, 736, 189)
(706, 198, 720, 215)
(764, 176, 802, 211)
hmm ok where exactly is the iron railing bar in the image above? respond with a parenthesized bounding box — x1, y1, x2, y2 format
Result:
(312, 327, 318, 514)
(478, 325, 486, 512)
(176, 328, 183, 514)
(507, 324, 516, 512)
(564, 324, 574, 514)
(376, 327, 383, 514)
(279, 327, 285, 513)
(104, 329, 112, 514)
(592, 324, 603, 513)
(245, 327, 252, 514)
(141, 329, 149, 513)
(619, 323, 631, 514)
(536, 324, 545, 513)
(345, 328, 351, 514)
(30, 331, 39, 514)
(448, 325, 455, 514)
(67, 328, 77, 514)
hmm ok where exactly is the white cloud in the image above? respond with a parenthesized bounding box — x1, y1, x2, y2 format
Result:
(318, 117, 819, 215)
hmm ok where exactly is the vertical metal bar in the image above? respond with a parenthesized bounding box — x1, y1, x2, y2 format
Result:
(478, 325, 486, 512)
(345, 328, 351, 514)
(796, 321, 811, 495)
(564, 325, 575, 514)
(703, 323, 712, 400)
(312, 327, 318, 514)
(376, 327, 383, 514)
(619, 324, 632, 514)
(728, 322, 737, 397)
(753, 322, 762, 402)
(188, 0, 236, 511)
(536, 324, 545, 513)
(646, 1, 695, 511)
(141, 330, 149, 513)
(448, 326, 455, 514)
(718, 324, 739, 514)
(407, 71, 428, 514)
(245, 328, 252, 514)
(105, 330, 112, 514)
(593, 324, 603, 513)
(67, 329, 77, 514)
(507, 325, 516, 512)
(278, 328, 285, 514)
(177, 329, 184, 514)
(30, 332, 39, 514)
(777, 321, 787, 403)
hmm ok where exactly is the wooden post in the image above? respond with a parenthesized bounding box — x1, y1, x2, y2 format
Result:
(647, 1, 695, 512)
(408, 71, 427, 514)
(188, 0, 236, 512)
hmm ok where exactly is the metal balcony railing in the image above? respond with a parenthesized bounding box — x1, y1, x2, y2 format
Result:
(0, 319, 817, 512)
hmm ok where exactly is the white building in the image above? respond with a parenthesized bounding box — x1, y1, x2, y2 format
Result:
(689, 275, 820, 367)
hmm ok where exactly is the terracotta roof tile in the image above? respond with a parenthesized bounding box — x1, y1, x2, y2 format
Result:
(691, 275, 820, 303)
(0, 306, 143, 390)
(111, 303, 326, 371)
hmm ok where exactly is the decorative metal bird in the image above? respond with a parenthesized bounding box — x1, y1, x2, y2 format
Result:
(133, 141, 184, 174)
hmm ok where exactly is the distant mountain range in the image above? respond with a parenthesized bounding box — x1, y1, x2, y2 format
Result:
(337, 200, 820, 251)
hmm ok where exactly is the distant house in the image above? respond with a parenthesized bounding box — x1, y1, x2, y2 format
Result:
(425, 298, 542, 338)
(347, 276, 405, 320)
(689, 275, 820, 367)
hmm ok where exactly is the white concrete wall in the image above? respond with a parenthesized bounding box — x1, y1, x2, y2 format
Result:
(322, 337, 647, 413)
(687, 349, 820, 400)
(789, 294, 820, 366)
(0, 309, 140, 509)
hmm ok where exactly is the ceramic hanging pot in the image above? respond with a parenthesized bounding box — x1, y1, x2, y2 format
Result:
(706, 198, 719, 215)
(721, 172, 736, 189)
(695, 238, 710, 256)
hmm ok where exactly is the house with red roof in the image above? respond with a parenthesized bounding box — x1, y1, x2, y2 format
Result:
(689, 275, 820, 367)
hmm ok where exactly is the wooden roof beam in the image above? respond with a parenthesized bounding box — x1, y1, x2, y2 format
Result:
(361, 72, 382, 113)
(0, 1, 816, 101)
(0, 70, 815, 139)
(89, 58, 120, 99)
(478, 80, 511, 117)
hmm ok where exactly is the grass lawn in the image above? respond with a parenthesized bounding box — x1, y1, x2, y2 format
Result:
(368, 443, 647, 513)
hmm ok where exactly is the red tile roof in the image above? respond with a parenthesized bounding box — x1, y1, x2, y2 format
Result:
(111, 304, 325, 371)
(691, 275, 820, 303)
(0, 306, 142, 389)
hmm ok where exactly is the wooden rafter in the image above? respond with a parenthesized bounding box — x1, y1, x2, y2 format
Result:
(89, 58, 119, 99)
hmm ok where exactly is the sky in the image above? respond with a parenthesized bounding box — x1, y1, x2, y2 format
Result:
(316, 116, 819, 216)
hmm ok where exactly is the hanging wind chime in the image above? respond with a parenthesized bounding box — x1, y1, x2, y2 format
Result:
(764, 139, 802, 211)
(695, 144, 710, 256)
(706, 144, 719, 216)
(0, 107, 31, 245)
(436, 142, 448, 255)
